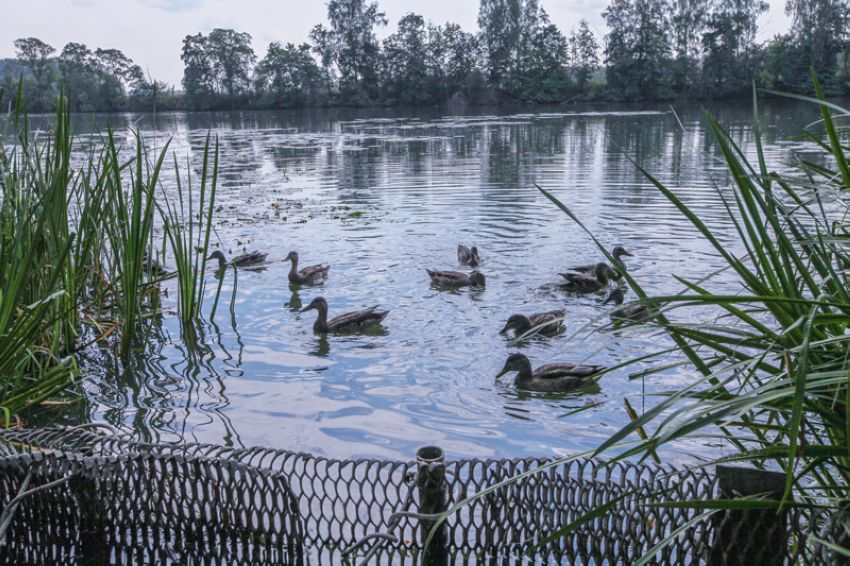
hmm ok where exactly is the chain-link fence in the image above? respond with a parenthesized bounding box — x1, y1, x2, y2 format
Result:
(0, 425, 845, 564)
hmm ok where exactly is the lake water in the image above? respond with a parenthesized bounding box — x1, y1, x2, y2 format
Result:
(35, 98, 836, 463)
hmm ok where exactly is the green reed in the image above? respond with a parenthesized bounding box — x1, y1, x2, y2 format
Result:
(158, 133, 219, 323)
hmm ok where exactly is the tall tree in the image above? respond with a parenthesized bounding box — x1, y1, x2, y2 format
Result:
(569, 20, 600, 93)
(603, 0, 672, 99)
(206, 29, 256, 107)
(381, 13, 430, 104)
(478, 0, 542, 89)
(181, 33, 216, 109)
(508, 11, 571, 102)
(14, 37, 57, 109)
(180, 29, 255, 109)
(701, 0, 768, 97)
(311, 0, 387, 100)
(255, 42, 327, 107)
(786, 0, 850, 84)
(670, 0, 710, 94)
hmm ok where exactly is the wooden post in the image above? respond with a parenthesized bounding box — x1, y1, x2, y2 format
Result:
(708, 465, 788, 566)
(417, 445, 448, 566)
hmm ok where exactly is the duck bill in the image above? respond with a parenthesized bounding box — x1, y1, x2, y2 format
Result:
(498, 323, 511, 334)
(620, 250, 633, 257)
(495, 367, 510, 379)
(300, 305, 315, 313)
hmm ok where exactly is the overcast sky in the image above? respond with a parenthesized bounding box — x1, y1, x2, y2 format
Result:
(1, 0, 791, 86)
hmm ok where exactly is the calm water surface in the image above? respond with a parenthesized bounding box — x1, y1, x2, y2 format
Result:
(38, 99, 836, 463)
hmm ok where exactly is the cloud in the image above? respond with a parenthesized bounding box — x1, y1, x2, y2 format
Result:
(137, 0, 202, 12)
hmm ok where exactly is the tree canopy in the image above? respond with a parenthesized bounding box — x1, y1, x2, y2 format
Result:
(3, 0, 849, 112)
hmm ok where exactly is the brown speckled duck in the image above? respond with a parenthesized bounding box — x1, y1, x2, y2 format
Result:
(301, 296, 389, 334)
(208, 250, 268, 269)
(568, 246, 632, 281)
(496, 353, 605, 393)
(426, 269, 485, 288)
(285, 251, 330, 285)
(500, 310, 565, 337)
(457, 244, 480, 267)
(603, 288, 651, 323)
(560, 262, 611, 293)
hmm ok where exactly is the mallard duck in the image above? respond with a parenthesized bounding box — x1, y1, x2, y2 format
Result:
(285, 251, 330, 285)
(142, 253, 165, 275)
(560, 262, 611, 293)
(207, 250, 268, 270)
(301, 296, 389, 333)
(496, 353, 605, 393)
(603, 288, 651, 322)
(500, 310, 565, 337)
(568, 246, 632, 280)
(426, 269, 486, 288)
(458, 244, 480, 267)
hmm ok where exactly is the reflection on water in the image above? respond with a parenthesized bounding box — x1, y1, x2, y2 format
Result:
(29, 99, 839, 462)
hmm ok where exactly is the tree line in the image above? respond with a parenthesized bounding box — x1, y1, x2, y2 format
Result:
(2, 0, 849, 113)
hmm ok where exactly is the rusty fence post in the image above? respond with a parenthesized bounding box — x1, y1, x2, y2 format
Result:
(708, 465, 788, 566)
(417, 445, 448, 566)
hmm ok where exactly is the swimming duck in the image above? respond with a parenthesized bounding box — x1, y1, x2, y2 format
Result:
(301, 296, 389, 333)
(426, 269, 486, 288)
(207, 250, 268, 269)
(142, 252, 166, 275)
(285, 251, 330, 285)
(457, 244, 480, 267)
(568, 246, 632, 281)
(603, 288, 651, 322)
(499, 310, 565, 337)
(496, 353, 605, 393)
(560, 263, 611, 293)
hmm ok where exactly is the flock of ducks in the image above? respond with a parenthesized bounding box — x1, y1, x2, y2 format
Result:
(205, 243, 648, 395)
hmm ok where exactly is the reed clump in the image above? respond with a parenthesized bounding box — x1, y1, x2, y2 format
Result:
(0, 84, 218, 424)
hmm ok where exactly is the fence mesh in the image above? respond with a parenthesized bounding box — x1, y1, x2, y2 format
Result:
(0, 425, 845, 564)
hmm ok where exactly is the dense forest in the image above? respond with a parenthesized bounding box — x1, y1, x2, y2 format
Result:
(2, 0, 849, 113)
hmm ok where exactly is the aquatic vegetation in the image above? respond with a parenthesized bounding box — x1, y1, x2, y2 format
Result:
(0, 86, 224, 423)
(158, 133, 219, 323)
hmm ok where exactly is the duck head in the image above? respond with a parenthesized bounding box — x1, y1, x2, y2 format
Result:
(612, 246, 632, 260)
(496, 353, 531, 378)
(603, 288, 625, 306)
(470, 271, 486, 287)
(301, 296, 328, 313)
(207, 250, 227, 268)
(470, 246, 480, 265)
(500, 314, 530, 334)
(285, 251, 299, 263)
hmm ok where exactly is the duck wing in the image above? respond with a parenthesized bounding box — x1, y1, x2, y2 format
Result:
(528, 310, 565, 332)
(299, 264, 330, 280)
(232, 251, 268, 266)
(427, 269, 468, 286)
(534, 363, 605, 380)
(328, 306, 389, 332)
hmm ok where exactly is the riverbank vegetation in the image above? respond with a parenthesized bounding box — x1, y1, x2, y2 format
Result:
(0, 85, 216, 424)
(2, 0, 849, 113)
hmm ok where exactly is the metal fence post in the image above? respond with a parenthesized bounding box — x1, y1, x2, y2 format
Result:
(708, 465, 788, 566)
(417, 445, 448, 566)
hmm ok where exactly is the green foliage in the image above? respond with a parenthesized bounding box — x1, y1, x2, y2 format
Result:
(310, 0, 387, 101)
(255, 42, 328, 108)
(180, 29, 256, 110)
(159, 135, 218, 323)
(603, 0, 672, 100)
